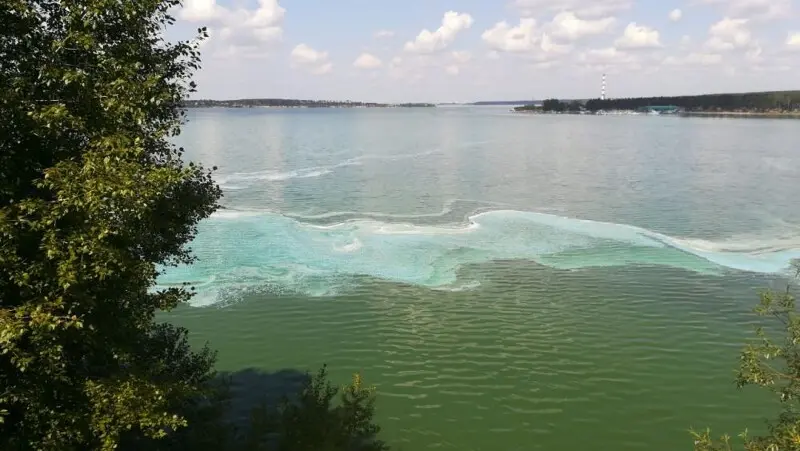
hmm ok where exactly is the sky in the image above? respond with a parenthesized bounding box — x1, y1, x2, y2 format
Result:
(169, 0, 800, 103)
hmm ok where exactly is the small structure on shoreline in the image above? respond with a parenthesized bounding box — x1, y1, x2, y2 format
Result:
(636, 105, 681, 114)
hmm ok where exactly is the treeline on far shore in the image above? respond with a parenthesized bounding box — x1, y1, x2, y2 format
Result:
(183, 98, 435, 108)
(515, 90, 800, 113)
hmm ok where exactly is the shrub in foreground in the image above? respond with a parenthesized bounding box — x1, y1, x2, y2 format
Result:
(692, 266, 800, 451)
(240, 365, 389, 451)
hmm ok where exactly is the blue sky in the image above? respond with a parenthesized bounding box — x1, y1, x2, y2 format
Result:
(171, 0, 800, 102)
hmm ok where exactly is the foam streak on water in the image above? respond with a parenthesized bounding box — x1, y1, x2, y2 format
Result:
(214, 149, 442, 190)
(156, 208, 800, 307)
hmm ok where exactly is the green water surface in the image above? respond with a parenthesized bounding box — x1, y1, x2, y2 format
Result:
(162, 107, 799, 450)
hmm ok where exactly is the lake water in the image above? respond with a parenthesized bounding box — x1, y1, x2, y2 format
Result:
(162, 106, 800, 450)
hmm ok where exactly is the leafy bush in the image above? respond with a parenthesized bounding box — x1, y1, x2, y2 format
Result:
(692, 266, 800, 451)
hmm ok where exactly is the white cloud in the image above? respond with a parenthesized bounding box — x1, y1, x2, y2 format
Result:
(689, 53, 723, 65)
(451, 51, 472, 64)
(386, 49, 473, 82)
(533, 60, 559, 69)
(704, 18, 752, 51)
(482, 19, 572, 57)
(751, 64, 791, 73)
(440, 51, 473, 76)
(247, 0, 285, 29)
(787, 32, 800, 48)
(669, 9, 682, 21)
(512, 0, 632, 18)
(383, 47, 475, 84)
(312, 63, 333, 75)
(615, 23, 662, 49)
(291, 44, 332, 75)
(180, 0, 285, 57)
(704, 38, 733, 52)
(482, 19, 540, 52)
(404, 11, 474, 53)
(291, 44, 327, 65)
(540, 34, 572, 54)
(386, 54, 434, 82)
(664, 52, 723, 66)
(548, 12, 616, 41)
(389, 56, 404, 70)
(745, 45, 763, 62)
(374, 30, 395, 39)
(353, 53, 383, 69)
(181, 0, 219, 21)
(579, 47, 637, 68)
(700, 0, 792, 20)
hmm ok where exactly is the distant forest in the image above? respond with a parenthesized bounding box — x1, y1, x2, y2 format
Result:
(516, 90, 800, 113)
(183, 98, 435, 108)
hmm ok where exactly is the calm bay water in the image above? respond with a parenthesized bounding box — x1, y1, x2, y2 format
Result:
(162, 106, 800, 450)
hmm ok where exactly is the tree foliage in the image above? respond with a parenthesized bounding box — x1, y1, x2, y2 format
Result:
(542, 99, 566, 112)
(0, 0, 222, 449)
(521, 99, 583, 113)
(692, 265, 800, 451)
(1, 1, 390, 450)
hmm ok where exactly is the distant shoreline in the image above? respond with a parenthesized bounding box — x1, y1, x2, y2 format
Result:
(513, 90, 800, 118)
(513, 110, 800, 119)
(183, 104, 436, 109)
(680, 111, 800, 118)
(182, 99, 435, 109)
(512, 110, 800, 119)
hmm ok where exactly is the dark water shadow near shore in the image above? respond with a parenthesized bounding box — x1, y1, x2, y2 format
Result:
(216, 368, 311, 425)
